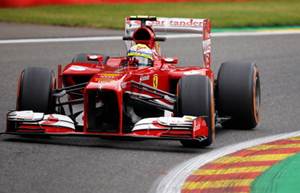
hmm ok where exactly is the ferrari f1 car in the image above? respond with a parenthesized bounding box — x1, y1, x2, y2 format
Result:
(4, 16, 261, 147)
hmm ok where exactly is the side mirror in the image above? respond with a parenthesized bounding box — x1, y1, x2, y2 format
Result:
(87, 54, 103, 63)
(162, 57, 178, 65)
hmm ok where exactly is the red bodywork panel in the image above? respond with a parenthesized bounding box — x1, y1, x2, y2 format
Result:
(61, 56, 213, 137)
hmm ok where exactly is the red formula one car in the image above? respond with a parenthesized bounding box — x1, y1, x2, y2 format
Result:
(4, 16, 261, 147)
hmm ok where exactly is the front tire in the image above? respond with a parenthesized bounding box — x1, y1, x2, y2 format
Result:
(176, 75, 215, 147)
(17, 67, 55, 113)
(217, 62, 261, 129)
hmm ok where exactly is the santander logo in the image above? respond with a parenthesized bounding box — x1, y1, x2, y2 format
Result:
(41, 115, 59, 125)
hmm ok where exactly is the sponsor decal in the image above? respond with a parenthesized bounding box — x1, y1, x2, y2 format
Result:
(153, 74, 158, 88)
(158, 117, 193, 126)
(41, 114, 59, 125)
(147, 18, 204, 28)
(100, 73, 120, 78)
(93, 73, 122, 82)
(95, 77, 111, 82)
(140, 75, 150, 82)
(127, 17, 205, 30)
(168, 19, 203, 27)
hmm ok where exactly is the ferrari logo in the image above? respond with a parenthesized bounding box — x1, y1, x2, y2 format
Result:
(153, 74, 158, 88)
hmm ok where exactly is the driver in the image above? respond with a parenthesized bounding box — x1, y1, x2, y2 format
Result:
(127, 44, 154, 67)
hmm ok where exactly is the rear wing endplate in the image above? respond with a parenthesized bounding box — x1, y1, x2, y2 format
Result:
(125, 16, 212, 68)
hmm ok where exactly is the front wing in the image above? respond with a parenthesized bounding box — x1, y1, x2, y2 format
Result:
(3, 111, 209, 141)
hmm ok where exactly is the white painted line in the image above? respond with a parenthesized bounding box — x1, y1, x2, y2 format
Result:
(151, 131, 300, 193)
(1, 30, 300, 44)
(0, 36, 122, 44)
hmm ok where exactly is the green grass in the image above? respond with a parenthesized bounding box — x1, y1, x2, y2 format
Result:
(0, 0, 300, 29)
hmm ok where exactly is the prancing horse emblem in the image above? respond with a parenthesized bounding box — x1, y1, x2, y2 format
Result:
(153, 74, 158, 88)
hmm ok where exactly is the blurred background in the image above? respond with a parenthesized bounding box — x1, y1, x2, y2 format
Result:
(0, 0, 299, 29)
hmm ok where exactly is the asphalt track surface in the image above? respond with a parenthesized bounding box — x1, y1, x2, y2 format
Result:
(0, 23, 300, 193)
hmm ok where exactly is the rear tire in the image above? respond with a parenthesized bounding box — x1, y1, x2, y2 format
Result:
(17, 67, 55, 113)
(217, 62, 261, 129)
(176, 75, 215, 148)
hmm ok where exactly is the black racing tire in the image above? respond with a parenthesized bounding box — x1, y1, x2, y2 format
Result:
(72, 53, 109, 64)
(216, 61, 261, 129)
(17, 67, 55, 113)
(176, 75, 215, 148)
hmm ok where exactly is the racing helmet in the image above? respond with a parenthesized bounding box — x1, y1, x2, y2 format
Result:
(127, 44, 154, 67)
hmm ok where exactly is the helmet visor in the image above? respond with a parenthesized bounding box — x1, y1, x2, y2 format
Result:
(132, 56, 152, 66)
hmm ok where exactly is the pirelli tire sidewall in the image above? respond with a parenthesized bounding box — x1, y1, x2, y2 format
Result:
(216, 61, 261, 129)
(17, 67, 55, 114)
(176, 75, 215, 147)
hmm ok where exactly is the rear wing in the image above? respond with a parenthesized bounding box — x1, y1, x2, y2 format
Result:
(125, 16, 212, 68)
